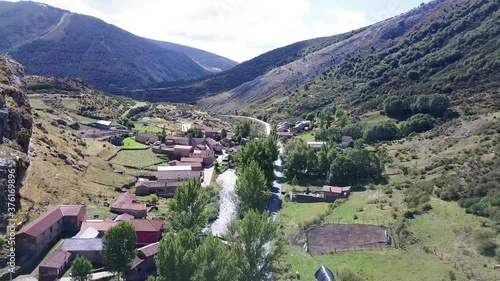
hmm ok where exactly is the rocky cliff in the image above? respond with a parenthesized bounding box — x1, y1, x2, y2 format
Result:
(0, 55, 32, 229)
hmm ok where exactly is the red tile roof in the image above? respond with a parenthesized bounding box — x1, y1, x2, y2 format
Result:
(112, 192, 146, 212)
(205, 137, 218, 146)
(156, 170, 202, 181)
(40, 249, 71, 269)
(18, 206, 85, 238)
(81, 220, 117, 232)
(204, 127, 220, 133)
(130, 219, 164, 232)
(138, 242, 160, 258)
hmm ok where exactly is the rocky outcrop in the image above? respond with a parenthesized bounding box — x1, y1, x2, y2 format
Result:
(0, 56, 32, 227)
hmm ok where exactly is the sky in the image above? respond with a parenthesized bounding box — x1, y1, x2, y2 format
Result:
(8, 0, 431, 62)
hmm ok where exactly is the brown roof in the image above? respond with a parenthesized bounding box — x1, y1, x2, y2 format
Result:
(138, 242, 160, 258)
(322, 186, 351, 194)
(181, 157, 204, 163)
(130, 219, 164, 232)
(136, 133, 159, 143)
(81, 220, 117, 232)
(174, 145, 194, 150)
(18, 206, 85, 238)
(81, 219, 164, 233)
(112, 192, 146, 211)
(277, 132, 294, 136)
(156, 170, 202, 180)
(205, 137, 218, 146)
(40, 249, 71, 269)
(204, 127, 220, 133)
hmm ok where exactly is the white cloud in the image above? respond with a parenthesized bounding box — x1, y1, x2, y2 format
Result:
(9, 0, 372, 62)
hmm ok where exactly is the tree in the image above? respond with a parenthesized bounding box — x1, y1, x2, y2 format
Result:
(428, 94, 450, 117)
(156, 229, 198, 281)
(169, 179, 208, 233)
(335, 108, 348, 128)
(236, 139, 277, 186)
(363, 121, 401, 143)
(220, 128, 228, 138)
(101, 222, 137, 280)
(383, 96, 411, 120)
(283, 140, 318, 178)
(236, 161, 269, 217)
(328, 149, 383, 186)
(186, 128, 203, 138)
(229, 210, 284, 281)
(70, 256, 93, 281)
(342, 123, 364, 140)
(407, 70, 420, 81)
(400, 114, 435, 136)
(193, 235, 239, 281)
(235, 121, 251, 139)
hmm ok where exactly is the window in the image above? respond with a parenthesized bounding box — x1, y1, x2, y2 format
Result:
(50, 227, 53, 233)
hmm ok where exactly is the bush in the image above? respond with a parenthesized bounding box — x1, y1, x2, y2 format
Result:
(474, 230, 498, 257)
(364, 121, 401, 143)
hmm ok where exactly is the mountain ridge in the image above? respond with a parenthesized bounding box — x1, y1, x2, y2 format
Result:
(0, 1, 237, 91)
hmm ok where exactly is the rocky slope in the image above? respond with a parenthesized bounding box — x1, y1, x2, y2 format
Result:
(0, 1, 237, 91)
(199, 0, 499, 121)
(0, 55, 32, 227)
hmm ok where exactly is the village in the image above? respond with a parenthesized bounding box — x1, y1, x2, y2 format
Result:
(11, 116, 365, 281)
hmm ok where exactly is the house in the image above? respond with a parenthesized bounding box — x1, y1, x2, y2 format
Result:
(156, 170, 203, 184)
(61, 238, 103, 264)
(93, 120, 112, 130)
(135, 133, 159, 145)
(340, 136, 354, 149)
(135, 178, 186, 198)
(110, 192, 147, 218)
(38, 250, 72, 281)
(277, 132, 294, 139)
(228, 146, 240, 153)
(221, 137, 235, 147)
(17, 206, 85, 257)
(278, 121, 291, 130)
(322, 186, 352, 199)
(80, 219, 164, 245)
(189, 149, 215, 166)
(307, 141, 326, 151)
(169, 160, 203, 171)
(127, 243, 160, 281)
(165, 136, 192, 146)
(204, 127, 220, 139)
(173, 145, 195, 157)
(205, 137, 223, 153)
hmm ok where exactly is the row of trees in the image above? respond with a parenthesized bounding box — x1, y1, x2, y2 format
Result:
(383, 94, 450, 120)
(316, 116, 436, 144)
(283, 140, 385, 186)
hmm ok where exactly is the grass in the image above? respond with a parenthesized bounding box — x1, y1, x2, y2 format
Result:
(121, 137, 149, 149)
(133, 122, 165, 133)
(295, 133, 315, 141)
(111, 149, 166, 168)
(277, 187, 498, 280)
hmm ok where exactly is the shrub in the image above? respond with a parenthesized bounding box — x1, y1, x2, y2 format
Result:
(401, 114, 435, 136)
(474, 230, 498, 257)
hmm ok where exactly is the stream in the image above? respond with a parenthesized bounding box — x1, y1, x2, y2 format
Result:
(210, 169, 237, 236)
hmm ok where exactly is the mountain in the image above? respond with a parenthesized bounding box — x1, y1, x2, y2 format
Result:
(115, 31, 361, 103)
(199, 0, 499, 120)
(0, 1, 237, 91)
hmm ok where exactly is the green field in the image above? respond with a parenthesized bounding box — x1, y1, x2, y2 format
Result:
(122, 137, 149, 149)
(133, 122, 165, 133)
(111, 149, 166, 168)
(295, 133, 315, 141)
(277, 189, 498, 280)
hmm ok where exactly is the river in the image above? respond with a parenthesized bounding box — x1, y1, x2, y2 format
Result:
(210, 169, 238, 236)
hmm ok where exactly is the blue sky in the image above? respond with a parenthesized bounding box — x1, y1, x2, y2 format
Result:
(10, 0, 431, 62)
